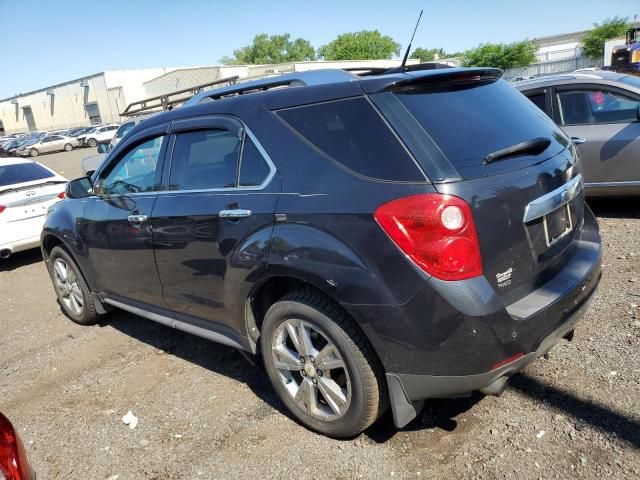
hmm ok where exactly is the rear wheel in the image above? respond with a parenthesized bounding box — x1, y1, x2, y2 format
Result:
(87, 138, 97, 147)
(48, 246, 99, 325)
(261, 289, 387, 438)
(29, 148, 38, 157)
(64, 143, 73, 151)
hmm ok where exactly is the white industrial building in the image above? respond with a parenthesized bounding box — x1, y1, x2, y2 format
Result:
(0, 68, 180, 134)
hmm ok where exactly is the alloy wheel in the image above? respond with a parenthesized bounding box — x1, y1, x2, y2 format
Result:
(271, 319, 351, 421)
(53, 258, 84, 316)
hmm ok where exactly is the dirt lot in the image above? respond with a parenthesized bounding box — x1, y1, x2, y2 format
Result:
(1, 150, 639, 479)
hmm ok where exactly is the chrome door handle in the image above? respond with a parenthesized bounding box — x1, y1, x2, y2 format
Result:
(571, 137, 586, 145)
(128, 214, 148, 227)
(219, 209, 252, 219)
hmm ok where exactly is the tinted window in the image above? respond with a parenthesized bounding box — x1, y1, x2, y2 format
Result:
(558, 89, 639, 125)
(527, 93, 547, 112)
(619, 75, 640, 89)
(239, 139, 270, 186)
(0, 162, 55, 187)
(102, 136, 164, 194)
(277, 97, 422, 181)
(394, 79, 568, 179)
(170, 130, 240, 190)
(116, 122, 135, 139)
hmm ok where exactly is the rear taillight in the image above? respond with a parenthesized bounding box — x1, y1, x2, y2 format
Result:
(57, 191, 65, 199)
(374, 193, 482, 281)
(0, 205, 5, 214)
(0, 413, 33, 480)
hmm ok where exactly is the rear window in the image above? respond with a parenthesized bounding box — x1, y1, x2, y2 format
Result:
(394, 79, 569, 179)
(277, 97, 423, 181)
(0, 162, 55, 187)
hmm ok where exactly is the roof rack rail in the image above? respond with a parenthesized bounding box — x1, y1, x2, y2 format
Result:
(120, 76, 240, 117)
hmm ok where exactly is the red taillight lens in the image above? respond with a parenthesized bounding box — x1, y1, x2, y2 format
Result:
(0, 205, 5, 214)
(57, 191, 65, 199)
(0, 413, 33, 480)
(374, 193, 483, 281)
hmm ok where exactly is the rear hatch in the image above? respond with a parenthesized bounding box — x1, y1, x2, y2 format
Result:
(368, 70, 585, 304)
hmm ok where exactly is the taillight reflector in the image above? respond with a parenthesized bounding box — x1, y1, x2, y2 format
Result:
(57, 191, 65, 199)
(374, 193, 483, 281)
(0, 205, 5, 214)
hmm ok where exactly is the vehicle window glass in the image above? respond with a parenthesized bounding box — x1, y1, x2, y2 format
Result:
(0, 162, 54, 187)
(277, 97, 422, 181)
(116, 122, 135, 139)
(170, 130, 240, 190)
(393, 79, 568, 179)
(101, 136, 164, 194)
(239, 138, 271, 187)
(558, 89, 639, 125)
(107, 125, 117, 131)
(526, 93, 546, 112)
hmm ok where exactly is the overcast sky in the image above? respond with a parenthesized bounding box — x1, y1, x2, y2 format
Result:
(0, 0, 638, 98)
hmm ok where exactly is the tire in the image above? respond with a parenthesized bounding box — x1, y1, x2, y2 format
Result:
(29, 148, 38, 157)
(63, 143, 73, 151)
(261, 289, 388, 438)
(48, 246, 99, 325)
(87, 138, 97, 147)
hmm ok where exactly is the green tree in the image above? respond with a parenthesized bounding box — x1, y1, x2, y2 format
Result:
(461, 40, 537, 69)
(411, 47, 446, 62)
(318, 30, 400, 60)
(581, 16, 628, 59)
(220, 33, 315, 65)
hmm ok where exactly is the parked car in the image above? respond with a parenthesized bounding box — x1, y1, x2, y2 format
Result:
(0, 412, 36, 480)
(75, 127, 98, 145)
(83, 124, 119, 147)
(0, 158, 67, 257)
(43, 67, 602, 438)
(515, 71, 640, 196)
(16, 134, 79, 157)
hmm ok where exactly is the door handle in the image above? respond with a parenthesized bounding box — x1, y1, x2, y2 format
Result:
(571, 137, 586, 145)
(128, 214, 148, 227)
(219, 209, 252, 219)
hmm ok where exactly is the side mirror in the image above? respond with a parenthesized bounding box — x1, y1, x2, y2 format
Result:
(66, 176, 95, 199)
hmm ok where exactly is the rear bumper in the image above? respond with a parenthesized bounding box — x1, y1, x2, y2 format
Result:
(0, 235, 41, 255)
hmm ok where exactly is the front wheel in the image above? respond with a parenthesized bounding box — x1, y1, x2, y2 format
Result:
(87, 138, 97, 147)
(261, 289, 388, 438)
(29, 148, 38, 157)
(48, 246, 99, 325)
(64, 143, 73, 151)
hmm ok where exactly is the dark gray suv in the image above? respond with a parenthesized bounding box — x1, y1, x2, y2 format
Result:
(42, 66, 601, 438)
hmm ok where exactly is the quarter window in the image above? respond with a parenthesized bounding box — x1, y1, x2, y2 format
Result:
(526, 93, 547, 112)
(558, 89, 639, 125)
(169, 130, 241, 190)
(101, 136, 164, 194)
(239, 138, 271, 186)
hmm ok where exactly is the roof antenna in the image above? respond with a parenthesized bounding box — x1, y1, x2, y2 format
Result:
(400, 10, 423, 71)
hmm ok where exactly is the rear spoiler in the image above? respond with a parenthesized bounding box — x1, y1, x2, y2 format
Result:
(362, 68, 504, 94)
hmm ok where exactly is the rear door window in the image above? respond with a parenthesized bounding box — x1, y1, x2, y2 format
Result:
(393, 79, 569, 179)
(277, 97, 423, 181)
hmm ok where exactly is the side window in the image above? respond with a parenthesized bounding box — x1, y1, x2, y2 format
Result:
(101, 136, 164, 194)
(277, 97, 423, 181)
(169, 130, 241, 190)
(41, 137, 51, 143)
(526, 93, 546, 112)
(558, 89, 639, 125)
(239, 138, 271, 187)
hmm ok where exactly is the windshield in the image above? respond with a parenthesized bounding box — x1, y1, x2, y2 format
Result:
(0, 162, 55, 187)
(115, 122, 135, 138)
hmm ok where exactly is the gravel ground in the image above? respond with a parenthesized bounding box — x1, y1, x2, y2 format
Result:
(0, 150, 638, 479)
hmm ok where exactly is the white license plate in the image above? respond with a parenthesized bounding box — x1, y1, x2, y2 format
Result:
(543, 204, 573, 247)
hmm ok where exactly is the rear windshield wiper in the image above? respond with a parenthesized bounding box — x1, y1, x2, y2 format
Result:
(484, 137, 551, 164)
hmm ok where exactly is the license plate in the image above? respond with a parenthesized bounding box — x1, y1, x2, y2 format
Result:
(543, 204, 573, 247)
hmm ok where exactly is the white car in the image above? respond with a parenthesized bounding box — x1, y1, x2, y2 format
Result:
(0, 158, 67, 258)
(83, 124, 119, 147)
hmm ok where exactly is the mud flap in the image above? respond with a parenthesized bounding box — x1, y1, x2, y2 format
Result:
(386, 373, 424, 428)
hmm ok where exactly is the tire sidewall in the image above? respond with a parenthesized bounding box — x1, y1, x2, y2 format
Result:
(30, 148, 38, 157)
(64, 143, 72, 151)
(88, 138, 97, 147)
(48, 246, 95, 325)
(261, 300, 372, 438)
